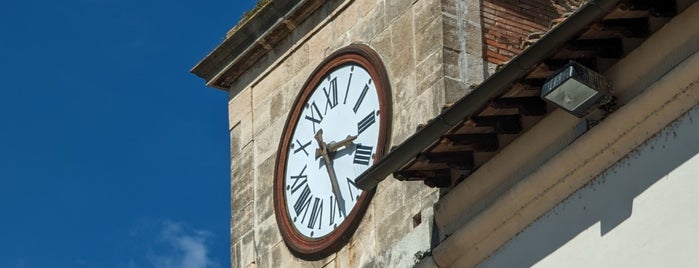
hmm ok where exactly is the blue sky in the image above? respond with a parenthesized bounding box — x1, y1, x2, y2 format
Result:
(0, 0, 256, 267)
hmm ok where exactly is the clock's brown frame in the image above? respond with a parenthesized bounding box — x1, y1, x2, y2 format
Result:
(273, 44, 392, 260)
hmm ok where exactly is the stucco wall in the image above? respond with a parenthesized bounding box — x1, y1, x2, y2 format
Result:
(480, 104, 699, 267)
(226, 0, 486, 267)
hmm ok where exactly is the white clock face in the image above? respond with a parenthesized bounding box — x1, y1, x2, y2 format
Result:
(283, 63, 381, 238)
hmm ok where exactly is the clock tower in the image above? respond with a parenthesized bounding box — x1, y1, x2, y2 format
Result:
(195, 0, 699, 267)
(191, 0, 572, 266)
(192, 0, 486, 266)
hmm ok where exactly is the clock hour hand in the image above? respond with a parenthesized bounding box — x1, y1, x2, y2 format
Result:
(315, 134, 357, 159)
(314, 129, 347, 217)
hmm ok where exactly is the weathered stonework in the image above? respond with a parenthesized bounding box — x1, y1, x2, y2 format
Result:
(189, 1, 699, 267)
(221, 0, 487, 266)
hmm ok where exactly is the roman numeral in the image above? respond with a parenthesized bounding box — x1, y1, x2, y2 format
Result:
(304, 102, 323, 133)
(354, 145, 373, 166)
(343, 67, 354, 104)
(293, 185, 312, 220)
(346, 177, 359, 201)
(329, 195, 336, 226)
(307, 197, 323, 229)
(353, 82, 370, 113)
(289, 165, 308, 194)
(293, 140, 312, 156)
(323, 77, 338, 114)
(357, 111, 376, 135)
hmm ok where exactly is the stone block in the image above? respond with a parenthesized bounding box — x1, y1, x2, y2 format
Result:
(374, 178, 406, 223)
(232, 169, 254, 215)
(307, 22, 334, 59)
(403, 181, 429, 210)
(348, 205, 377, 268)
(389, 10, 415, 79)
(443, 47, 461, 80)
(229, 87, 253, 129)
(440, 0, 457, 16)
(376, 205, 411, 250)
(374, 205, 436, 267)
(370, 27, 393, 70)
(253, 118, 285, 168)
(465, 53, 486, 85)
(392, 106, 416, 146)
(351, 2, 386, 41)
(413, 0, 441, 34)
(334, 1, 360, 37)
(231, 203, 255, 244)
(253, 89, 291, 136)
(416, 50, 444, 94)
(232, 143, 254, 182)
(269, 91, 289, 124)
(442, 15, 461, 52)
(464, 0, 482, 24)
(409, 85, 443, 125)
(393, 72, 418, 112)
(239, 231, 256, 268)
(464, 20, 483, 55)
(284, 45, 310, 77)
(428, 79, 447, 113)
(334, 245, 351, 268)
(444, 76, 470, 103)
(254, 216, 283, 265)
(232, 240, 241, 268)
(386, 0, 414, 24)
(355, 0, 383, 18)
(414, 17, 443, 65)
(252, 64, 287, 110)
(252, 99, 273, 136)
(254, 155, 277, 224)
(231, 116, 254, 158)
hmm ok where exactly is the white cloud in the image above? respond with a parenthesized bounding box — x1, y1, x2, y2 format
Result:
(148, 221, 220, 268)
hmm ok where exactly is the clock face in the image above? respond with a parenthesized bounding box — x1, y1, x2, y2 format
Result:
(284, 63, 379, 238)
(274, 44, 391, 260)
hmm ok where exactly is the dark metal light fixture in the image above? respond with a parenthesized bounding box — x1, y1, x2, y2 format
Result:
(541, 61, 612, 117)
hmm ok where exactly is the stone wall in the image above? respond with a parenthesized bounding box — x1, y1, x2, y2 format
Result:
(226, 0, 485, 267)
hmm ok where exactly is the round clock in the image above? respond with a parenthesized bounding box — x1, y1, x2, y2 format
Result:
(273, 44, 391, 260)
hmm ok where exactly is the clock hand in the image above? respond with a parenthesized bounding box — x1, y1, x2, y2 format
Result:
(314, 130, 348, 217)
(315, 134, 358, 159)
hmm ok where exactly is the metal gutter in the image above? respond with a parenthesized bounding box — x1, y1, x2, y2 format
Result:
(355, 0, 622, 190)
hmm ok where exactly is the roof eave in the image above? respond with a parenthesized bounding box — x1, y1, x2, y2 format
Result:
(355, 0, 623, 190)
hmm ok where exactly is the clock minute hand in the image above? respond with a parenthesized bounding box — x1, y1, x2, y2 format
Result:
(314, 130, 347, 217)
(315, 134, 357, 159)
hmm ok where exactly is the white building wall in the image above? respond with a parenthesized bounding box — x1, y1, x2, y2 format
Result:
(480, 104, 699, 268)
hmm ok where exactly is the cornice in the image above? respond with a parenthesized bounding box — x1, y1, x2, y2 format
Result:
(191, 0, 327, 90)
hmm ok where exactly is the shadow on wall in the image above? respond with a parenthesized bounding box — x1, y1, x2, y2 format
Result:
(479, 105, 699, 267)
